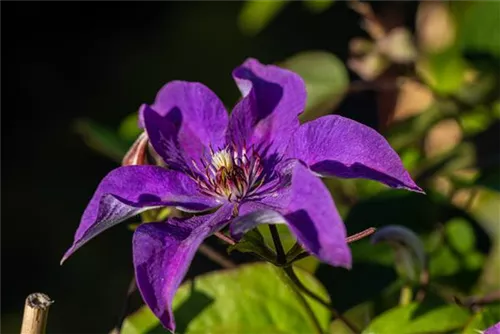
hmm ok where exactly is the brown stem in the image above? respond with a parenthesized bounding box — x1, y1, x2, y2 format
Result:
(456, 290, 500, 311)
(290, 228, 378, 263)
(214, 231, 236, 245)
(20, 293, 53, 334)
(346, 227, 377, 243)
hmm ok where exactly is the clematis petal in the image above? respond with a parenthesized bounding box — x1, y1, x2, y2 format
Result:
(287, 115, 422, 192)
(61, 166, 219, 263)
(133, 204, 234, 332)
(485, 322, 500, 334)
(282, 162, 351, 268)
(141, 81, 229, 170)
(227, 58, 306, 157)
(233, 162, 351, 268)
(230, 209, 285, 240)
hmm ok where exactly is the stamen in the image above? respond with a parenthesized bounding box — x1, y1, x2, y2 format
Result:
(191, 144, 266, 202)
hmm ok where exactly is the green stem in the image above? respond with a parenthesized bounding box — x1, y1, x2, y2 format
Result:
(269, 225, 287, 265)
(275, 268, 324, 334)
(284, 267, 360, 334)
(268, 225, 359, 333)
(399, 284, 413, 306)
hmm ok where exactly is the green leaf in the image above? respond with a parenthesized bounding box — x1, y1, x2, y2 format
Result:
(445, 218, 476, 254)
(362, 302, 470, 334)
(302, 0, 334, 14)
(122, 263, 331, 334)
(464, 251, 485, 271)
(494, 101, 500, 119)
(399, 148, 421, 174)
(285, 242, 320, 273)
(119, 112, 142, 142)
(74, 118, 128, 162)
(282, 51, 349, 121)
(429, 245, 461, 277)
(460, 107, 494, 136)
(418, 48, 467, 95)
(330, 302, 373, 334)
(463, 303, 500, 334)
(258, 224, 297, 251)
(452, 1, 500, 57)
(238, 0, 288, 36)
(469, 189, 500, 293)
(227, 228, 276, 262)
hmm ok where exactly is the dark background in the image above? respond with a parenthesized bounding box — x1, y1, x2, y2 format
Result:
(1, 2, 380, 332)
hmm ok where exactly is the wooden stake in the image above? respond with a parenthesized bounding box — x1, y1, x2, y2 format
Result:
(20, 293, 53, 334)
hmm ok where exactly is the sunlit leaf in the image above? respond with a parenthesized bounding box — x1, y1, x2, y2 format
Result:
(469, 190, 500, 293)
(282, 50, 348, 121)
(122, 263, 331, 334)
(429, 245, 461, 277)
(462, 303, 500, 334)
(452, 1, 500, 57)
(258, 223, 296, 252)
(494, 101, 500, 119)
(238, 0, 288, 36)
(445, 218, 475, 254)
(417, 48, 466, 95)
(464, 251, 485, 271)
(119, 112, 141, 142)
(362, 302, 470, 334)
(460, 107, 494, 136)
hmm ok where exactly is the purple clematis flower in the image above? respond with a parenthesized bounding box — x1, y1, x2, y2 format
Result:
(62, 58, 422, 332)
(486, 322, 500, 334)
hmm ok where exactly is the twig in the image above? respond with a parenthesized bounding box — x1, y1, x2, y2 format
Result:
(20, 293, 53, 334)
(214, 231, 236, 245)
(284, 267, 360, 334)
(346, 227, 377, 243)
(455, 290, 500, 312)
(111, 276, 137, 334)
(291, 228, 377, 263)
(198, 243, 236, 269)
(415, 265, 430, 302)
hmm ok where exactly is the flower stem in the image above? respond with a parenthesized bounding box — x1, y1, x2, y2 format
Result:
(275, 268, 323, 334)
(399, 284, 413, 306)
(284, 266, 360, 334)
(268, 226, 360, 334)
(214, 231, 236, 245)
(346, 227, 376, 243)
(288, 227, 377, 264)
(268, 225, 287, 265)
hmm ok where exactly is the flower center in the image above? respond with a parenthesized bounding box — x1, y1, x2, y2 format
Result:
(192, 146, 265, 202)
